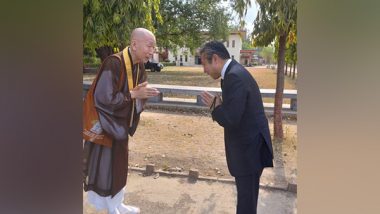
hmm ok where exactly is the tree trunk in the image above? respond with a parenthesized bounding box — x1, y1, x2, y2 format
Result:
(95, 46, 113, 62)
(290, 63, 293, 77)
(274, 33, 287, 141)
(285, 63, 288, 75)
(292, 63, 296, 79)
(164, 48, 169, 61)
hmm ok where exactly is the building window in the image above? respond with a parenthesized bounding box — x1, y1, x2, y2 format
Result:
(175, 55, 177, 61)
(226, 40, 229, 47)
(185, 55, 188, 62)
(180, 55, 182, 62)
(231, 55, 234, 60)
(232, 40, 235, 48)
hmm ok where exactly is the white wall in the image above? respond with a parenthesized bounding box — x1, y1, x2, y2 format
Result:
(224, 34, 242, 61)
(168, 47, 197, 66)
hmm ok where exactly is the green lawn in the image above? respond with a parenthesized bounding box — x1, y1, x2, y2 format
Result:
(147, 66, 297, 104)
(147, 66, 297, 90)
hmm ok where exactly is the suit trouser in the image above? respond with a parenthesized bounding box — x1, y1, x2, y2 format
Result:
(235, 169, 263, 214)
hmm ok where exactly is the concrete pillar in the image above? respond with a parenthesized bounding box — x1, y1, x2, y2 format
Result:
(145, 164, 155, 176)
(189, 169, 199, 180)
(290, 98, 297, 111)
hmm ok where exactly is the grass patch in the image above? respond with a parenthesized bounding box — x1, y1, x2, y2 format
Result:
(148, 66, 297, 90)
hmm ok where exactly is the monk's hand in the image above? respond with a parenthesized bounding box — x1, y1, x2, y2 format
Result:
(131, 82, 160, 99)
(135, 81, 148, 89)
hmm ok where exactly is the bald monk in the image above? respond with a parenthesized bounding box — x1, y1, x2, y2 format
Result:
(83, 28, 160, 214)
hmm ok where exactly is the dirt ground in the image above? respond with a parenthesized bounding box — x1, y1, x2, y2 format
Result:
(128, 109, 297, 181)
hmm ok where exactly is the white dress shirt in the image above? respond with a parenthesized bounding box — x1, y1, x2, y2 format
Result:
(221, 58, 232, 80)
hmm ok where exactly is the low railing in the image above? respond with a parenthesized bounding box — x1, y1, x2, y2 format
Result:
(83, 81, 297, 115)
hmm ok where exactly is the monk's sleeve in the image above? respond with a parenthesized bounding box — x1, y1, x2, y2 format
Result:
(94, 57, 130, 118)
(138, 63, 149, 111)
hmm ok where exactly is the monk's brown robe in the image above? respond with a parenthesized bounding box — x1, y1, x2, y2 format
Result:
(83, 49, 147, 197)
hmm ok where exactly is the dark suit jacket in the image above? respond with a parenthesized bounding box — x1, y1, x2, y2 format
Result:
(212, 60, 274, 177)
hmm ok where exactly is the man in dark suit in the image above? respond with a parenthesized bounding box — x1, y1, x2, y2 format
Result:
(200, 41, 274, 214)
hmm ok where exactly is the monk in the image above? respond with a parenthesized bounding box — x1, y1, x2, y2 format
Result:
(83, 28, 160, 214)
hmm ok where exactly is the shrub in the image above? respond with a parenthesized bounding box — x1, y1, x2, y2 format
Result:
(83, 56, 101, 68)
(162, 62, 176, 66)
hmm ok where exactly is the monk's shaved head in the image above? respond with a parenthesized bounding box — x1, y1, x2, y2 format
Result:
(129, 28, 156, 64)
(131, 28, 155, 41)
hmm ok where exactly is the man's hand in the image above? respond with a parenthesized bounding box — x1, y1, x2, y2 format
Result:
(130, 81, 160, 99)
(200, 91, 221, 110)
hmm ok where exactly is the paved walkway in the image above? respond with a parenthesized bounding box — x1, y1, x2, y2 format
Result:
(83, 171, 297, 214)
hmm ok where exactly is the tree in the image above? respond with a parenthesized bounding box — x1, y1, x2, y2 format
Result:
(233, 0, 297, 140)
(242, 37, 254, 50)
(83, 0, 162, 61)
(287, 43, 296, 78)
(285, 42, 291, 76)
(259, 46, 275, 64)
(155, 0, 231, 55)
(231, 0, 251, 21)
(283, 27, 297, 78)
(287, 28, 297, 79)
(84, 0, 231, 62)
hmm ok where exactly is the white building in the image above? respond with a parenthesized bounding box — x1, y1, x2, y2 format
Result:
(224, 31, 244, 62)
(167, 47, 197, 66)
(167, 30, 245, 66)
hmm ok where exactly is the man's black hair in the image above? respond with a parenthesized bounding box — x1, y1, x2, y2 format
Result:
(199, 41, 230, 63)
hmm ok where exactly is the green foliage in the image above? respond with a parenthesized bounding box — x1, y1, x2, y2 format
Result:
(242, 38, 254, 50)
(83, 0, 162, 55)
(252, 0, 297, 47)
(161, 61, 176, 66)
(84, 0, 231, 58)
(231, 0, 251, 21)
(208, 9, 231, 41)
(286, 28, 297, 65)
(83, 55, 101, 67)
(155, 0, 231, 54)
(259, 46, 275, 64)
